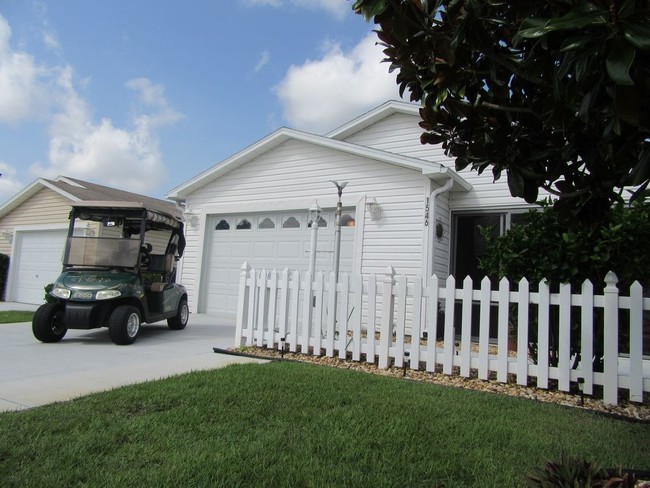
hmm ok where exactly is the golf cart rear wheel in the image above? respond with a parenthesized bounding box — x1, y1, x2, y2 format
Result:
(109, 305, 141, 345)
(167, 298, 189, 330)
(32, 303, 67, 343)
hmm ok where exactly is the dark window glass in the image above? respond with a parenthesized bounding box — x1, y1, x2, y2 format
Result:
(453, 214, 500, 282)
(259, 217, 275, 229)
(236, 219, 252, 230)
(215, 219, 230, 230)
(282, 217, 300, 229)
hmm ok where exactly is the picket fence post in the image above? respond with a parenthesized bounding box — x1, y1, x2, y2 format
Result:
(629, 281, 644, 403)
(378, 266, 395, 369)
(234, 261, 251, 347)
(603, 272, 619, 405)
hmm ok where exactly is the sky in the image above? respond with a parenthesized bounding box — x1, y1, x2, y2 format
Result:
(0, 0, 405, 203)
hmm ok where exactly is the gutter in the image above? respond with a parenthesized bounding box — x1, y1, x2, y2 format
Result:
(426, 177, 454, 284)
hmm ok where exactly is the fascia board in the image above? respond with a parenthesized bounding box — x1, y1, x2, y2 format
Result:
(0, 178, 79, 219)
(326, 100, 421, 140)
(167, 128, 295, 201)
(166, 124, 471, 200)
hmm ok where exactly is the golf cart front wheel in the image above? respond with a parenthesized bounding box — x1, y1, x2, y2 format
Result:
(32, 303, 67, 343)
(109, 305, 141, 345)
(167, 298, 189, 330)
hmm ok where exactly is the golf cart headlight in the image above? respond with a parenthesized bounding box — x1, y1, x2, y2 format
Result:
(96, 289, 121, 300)
(51, 287, 71, 299)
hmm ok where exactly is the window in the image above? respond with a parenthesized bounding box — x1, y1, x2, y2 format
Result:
(258, 217, 275, 229)
(215, 219, 230, 230)
(282, 216, 300, 229)
(452, 211, 530, 282)
(236, 218, 252, 230)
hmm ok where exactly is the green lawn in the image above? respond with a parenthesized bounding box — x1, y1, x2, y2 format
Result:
(0, 310, 34, 324)
(0, 361, 647, 487)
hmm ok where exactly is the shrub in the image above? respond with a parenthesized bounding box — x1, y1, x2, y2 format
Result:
(44, 283, 56, 304)
(0, 254, 9, 301)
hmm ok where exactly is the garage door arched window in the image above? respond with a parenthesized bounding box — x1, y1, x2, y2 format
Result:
(282, 216, 300, 229)
(341, 214, 356, 227)
(215, 219, 230, 230)
(236, 218, 252, 230)
(258, 217, 275, 229)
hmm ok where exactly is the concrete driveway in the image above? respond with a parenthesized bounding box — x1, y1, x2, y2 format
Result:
(0, 307, 266, 412)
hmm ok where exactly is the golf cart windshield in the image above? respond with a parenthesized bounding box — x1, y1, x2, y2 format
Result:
(65, 237, 141, 268)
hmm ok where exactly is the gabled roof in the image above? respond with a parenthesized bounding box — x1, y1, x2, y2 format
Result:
(326, 100, 421, 140)
(0, 176, 180, 220)
(167, 107, 471, 200)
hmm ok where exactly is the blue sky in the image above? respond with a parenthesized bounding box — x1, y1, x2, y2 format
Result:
(0, 0, 403, 202)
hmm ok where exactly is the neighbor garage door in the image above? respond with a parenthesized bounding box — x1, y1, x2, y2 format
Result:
(201, 209, 355, 316)
(12, 229, 67, 305)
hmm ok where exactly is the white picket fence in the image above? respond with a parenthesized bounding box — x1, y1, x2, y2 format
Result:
(234, 263, 649, 406)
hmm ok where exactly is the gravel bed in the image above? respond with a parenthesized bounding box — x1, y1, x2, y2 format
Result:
(232, 346, 650, 422)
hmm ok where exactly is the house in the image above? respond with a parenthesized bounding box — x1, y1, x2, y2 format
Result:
(0, 176, 180, 305)
(168, 101, 540, 324)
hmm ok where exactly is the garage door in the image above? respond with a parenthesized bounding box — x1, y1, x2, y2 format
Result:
(201, 209, 356, 316)
(12, 229, 67, 305)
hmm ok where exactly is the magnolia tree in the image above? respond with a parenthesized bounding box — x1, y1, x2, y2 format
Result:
(353, 0, 650, 223)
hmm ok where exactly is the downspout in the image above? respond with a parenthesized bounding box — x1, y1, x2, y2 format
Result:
(427, 177, 454, 284)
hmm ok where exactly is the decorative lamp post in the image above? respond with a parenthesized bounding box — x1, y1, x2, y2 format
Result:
(308, 201, 322, 278)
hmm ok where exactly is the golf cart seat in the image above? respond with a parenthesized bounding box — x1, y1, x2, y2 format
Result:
(148, 254, 174, 273)
(146, 254, 175, 292)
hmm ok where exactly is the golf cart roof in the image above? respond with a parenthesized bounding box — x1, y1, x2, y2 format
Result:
(71, 200, 184, 229)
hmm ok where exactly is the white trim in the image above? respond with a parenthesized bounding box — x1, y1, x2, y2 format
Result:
(192, 209, 208, 314)
(354, 196, 367, 275)
(167, 126, 471, 200)
(195, 196, 343, 216)
(325, 100, 420, 140)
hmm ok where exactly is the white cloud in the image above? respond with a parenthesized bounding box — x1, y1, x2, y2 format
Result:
(28, 71, 177, 194)
(254, 50, 271, 73)
(0, 15, 49, 123)
(274, 33, 401, 133)
(242, 0, 350, 19)
(125, 77, 184, 128)
(0, 13, 181, 196)
(0, 163, 27, 205)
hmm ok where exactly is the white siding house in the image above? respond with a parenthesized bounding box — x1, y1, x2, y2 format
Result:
(168, 101, 538, 322)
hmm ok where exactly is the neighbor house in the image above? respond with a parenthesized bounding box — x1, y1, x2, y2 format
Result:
(168, 101, 542, 324)
(0, 176, 179, 304)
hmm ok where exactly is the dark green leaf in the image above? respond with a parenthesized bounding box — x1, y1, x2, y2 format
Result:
(622, 21, 650, 50)
(606, 39, 636, 85)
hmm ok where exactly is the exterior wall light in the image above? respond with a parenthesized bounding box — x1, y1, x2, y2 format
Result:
(365, 197, 381, 221)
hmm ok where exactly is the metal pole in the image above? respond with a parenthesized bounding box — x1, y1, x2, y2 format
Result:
(330, 180, 347, 283)
(333, 198, 341, 281)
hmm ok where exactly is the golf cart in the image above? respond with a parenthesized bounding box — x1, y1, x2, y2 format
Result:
(32, 200, 189, 345)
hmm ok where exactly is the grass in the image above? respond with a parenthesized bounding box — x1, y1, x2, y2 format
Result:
(0, 361, 647, 487)
(0, 310, 34, 324)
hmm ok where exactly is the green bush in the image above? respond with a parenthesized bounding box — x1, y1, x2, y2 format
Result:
(480, 199, 650, 292)
(480, 200, 650, 369)
(0, 254, 8, 301)
(44, 283, 56, 304)
(526, 454, 643, 487)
